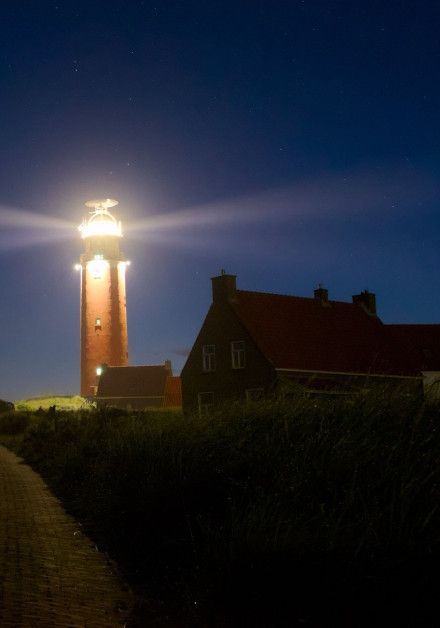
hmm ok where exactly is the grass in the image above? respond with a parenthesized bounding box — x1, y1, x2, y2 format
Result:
(1, 391, 439, 626)
(14, 395, 91, 411)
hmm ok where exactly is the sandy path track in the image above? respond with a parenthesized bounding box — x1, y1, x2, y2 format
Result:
(0, 445, 132, 627)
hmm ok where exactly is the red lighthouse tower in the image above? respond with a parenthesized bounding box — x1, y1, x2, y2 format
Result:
(78, 199, 129, 397)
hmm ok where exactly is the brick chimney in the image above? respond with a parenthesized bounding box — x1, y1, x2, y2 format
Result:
(164, 359, 172, 374)
(352, 290, 377, 316)
(314, 284, 328, 303)
(211, 270, 237, 303)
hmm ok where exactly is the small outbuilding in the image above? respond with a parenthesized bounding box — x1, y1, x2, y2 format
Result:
(96, 361, 182, 410)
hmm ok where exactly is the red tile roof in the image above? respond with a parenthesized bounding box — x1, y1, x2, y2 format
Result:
(231, 290, 420, 376)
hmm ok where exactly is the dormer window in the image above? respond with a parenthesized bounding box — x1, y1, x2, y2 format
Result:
(231, 340, 245, 369)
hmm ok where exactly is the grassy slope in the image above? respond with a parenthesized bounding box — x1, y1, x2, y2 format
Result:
(14, 395, 91, 411)
(1, 394, 439, 626)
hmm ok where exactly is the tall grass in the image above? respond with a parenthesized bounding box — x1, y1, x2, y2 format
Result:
(2, 391, 439, 626)
(14, 395, 90, 411)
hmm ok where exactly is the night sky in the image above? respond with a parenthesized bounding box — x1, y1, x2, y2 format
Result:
(1, 1, 439, 400)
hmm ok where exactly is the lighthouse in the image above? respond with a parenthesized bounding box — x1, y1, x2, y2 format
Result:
(77, 199, 129, 397)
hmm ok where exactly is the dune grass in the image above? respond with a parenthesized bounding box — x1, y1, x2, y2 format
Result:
(14, 395, 91, 412)
(1, 392, 439, 625)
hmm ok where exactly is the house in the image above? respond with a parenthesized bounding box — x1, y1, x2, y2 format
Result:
(181, 273, 440, 415)
(96, 360, 182, 410)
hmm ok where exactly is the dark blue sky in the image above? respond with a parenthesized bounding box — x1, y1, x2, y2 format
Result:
(0, 1, 439, 400)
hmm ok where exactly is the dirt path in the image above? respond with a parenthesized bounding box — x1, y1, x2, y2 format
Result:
(0, 445, 132, 627)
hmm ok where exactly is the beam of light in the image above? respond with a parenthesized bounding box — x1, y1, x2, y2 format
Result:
(127, 227, 347, 266)
(0, 204, 76, 253)
(0, 229, 74, 252)
(0, 165, 438, 255)
(125, 166, 440, 237)
(0, 204, 75, 231)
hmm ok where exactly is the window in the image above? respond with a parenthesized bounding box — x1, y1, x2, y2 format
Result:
(231, 340, 245, 369)
(198, 392, 214, 417)
(95, 317, 102, 330)
(245, 388, 264, 402)
(202, 344, 216, 372)
(89, 258, 107, 279)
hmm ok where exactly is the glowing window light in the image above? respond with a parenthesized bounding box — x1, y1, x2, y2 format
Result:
(79, 218, 122, 239)
(96, 366, 103, 376)
(88, 259, 108, 279)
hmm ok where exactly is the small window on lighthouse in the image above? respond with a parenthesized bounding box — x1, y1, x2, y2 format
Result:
(95, 317, 102, 330)
(89, 258, 106, 279)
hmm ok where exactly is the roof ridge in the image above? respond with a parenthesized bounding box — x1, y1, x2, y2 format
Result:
(388, 323, 440, 328)
(105, 364, 168, 370)
(236, 288, 354, 306)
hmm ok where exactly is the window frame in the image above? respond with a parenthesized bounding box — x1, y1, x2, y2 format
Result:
(231, 340, 246, 369)
(202, 344, 216, 372)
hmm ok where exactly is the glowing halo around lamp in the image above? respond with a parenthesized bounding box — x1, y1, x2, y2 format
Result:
(79, 198, 123, 239)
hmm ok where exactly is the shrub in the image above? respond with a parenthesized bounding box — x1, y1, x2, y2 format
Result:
(0, 411, 30, 435)
(0, 399, 14, 413)
(14, 395, 91, 412)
